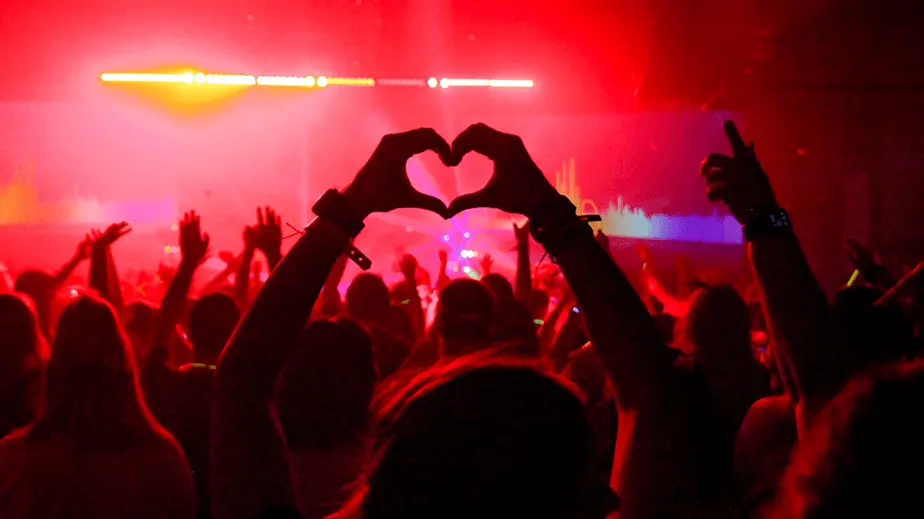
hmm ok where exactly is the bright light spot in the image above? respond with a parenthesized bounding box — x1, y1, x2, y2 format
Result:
(164, 245, 171, 253)
(463, 231, 470, 239)
(460, 249, 478, 259)
(442, 78, 490, 87)
(183, 72, 194, 84)
(306, 76, 316, 87)
(170, 223, 179, 231)
(427, 77, 438, 88)
(463, 266, 472, 273)
(317, 76, 329, 87)
(195, 73, 206, 84)
(442, 234, 450, 242)
(439, 78, 449, 89)
(69, 289, 79, 298)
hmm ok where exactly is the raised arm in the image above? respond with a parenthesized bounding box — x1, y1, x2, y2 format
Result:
(200, 251, 241, 295)
(398, 254, 426, 339)
(88, 223, 131, 305)
(513, 222, 532, 301)
(436, 249, 451, 292)
(156, 212, 210, 350)
(701, 121, 849, 430)
(53, 235, 92, 287)
(211, 128, 454, 519)
(447, 124, 699, 519)
(235, 227, 256, 308)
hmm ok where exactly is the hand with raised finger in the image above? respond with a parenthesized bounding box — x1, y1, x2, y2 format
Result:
(179, 211, 210, 265)
(446, 124, 561, 221)
(700, 121, 778, 224)
(513, 222, 530, 247)
(342, 128, 454, 220)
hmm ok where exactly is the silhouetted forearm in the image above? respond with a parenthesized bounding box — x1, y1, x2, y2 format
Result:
(750, 231, 849, 428)
(211, 217, 348, 519)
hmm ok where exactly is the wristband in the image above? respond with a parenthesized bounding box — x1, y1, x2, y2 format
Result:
(743, 207, 793, 242)
(312, 189, 372, 270)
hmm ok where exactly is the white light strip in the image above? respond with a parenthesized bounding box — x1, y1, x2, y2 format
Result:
(488, 79, 534, 88)
(101, 73, 193, 83)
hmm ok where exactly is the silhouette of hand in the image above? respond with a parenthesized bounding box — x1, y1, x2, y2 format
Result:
(75, 234, 93, 260)
(480, 253, 493, 275)
(438, 249, 449, 266)
(844, 238, 878, 272)
(252, 207, 282, 258)
(700, 121, 778, 224)
(91, 222, 131, 251)
(179, 211, 210, 264)
(447, 124, 560, 220)
(513, 222, 530, 246)
(243, 226, 257, 253)
(399, 254, 419, 280)
(343, 128, 454, 219)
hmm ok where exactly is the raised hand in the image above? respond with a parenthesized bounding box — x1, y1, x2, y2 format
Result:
(252, 207, 282, 259)
(243, 225, 257, 253)
(480, 253, 493, 275)
(513, 222, 530, 246)
(179, 211, 210, 265)
(90, 222, 131, 252)
(438, 249, 449, 266)
(342, 128, 454, 219)
(700, 121, 778, 223)
(75, 234, 94, 261)
(844, 237, 878, 272)
(447, 123, 561, 220)
(399, 253, 419, 281)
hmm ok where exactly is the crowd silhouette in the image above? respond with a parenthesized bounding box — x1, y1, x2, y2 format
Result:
(1, 122, 923, 519)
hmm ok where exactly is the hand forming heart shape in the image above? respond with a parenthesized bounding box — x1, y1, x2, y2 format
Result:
(342, 124, 564, 223)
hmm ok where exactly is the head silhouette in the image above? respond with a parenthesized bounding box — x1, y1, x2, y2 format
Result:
(123, 300, 158, 366)
(188, 292, 240, 365)
(482, 273, 515, 304)
(776, 360, 924, 518)
(335, 354, 616, 519)
(30, 294, 160, 450)
(347, 274, 391, 328)
(277, 318, 376, 451)
(0, 294, 47, 437)
(685, 285, 755, 371)
(14, 270, 56, 338)
(435, 279, 496, 357)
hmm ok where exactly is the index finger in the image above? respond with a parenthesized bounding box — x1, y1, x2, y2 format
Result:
(451, 123, 507, 163)
(723, 120, 749, 157)
(395, 128, 453, 166)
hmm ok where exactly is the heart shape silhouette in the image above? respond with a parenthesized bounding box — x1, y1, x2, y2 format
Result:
(344, 124, 561, 223)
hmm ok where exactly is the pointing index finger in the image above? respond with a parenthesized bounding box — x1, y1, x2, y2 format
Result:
(723, 120, 749, 157)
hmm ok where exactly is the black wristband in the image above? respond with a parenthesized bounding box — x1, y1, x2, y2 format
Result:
(743, 207, 793, 242)
(312, 189, 371, 270)
(312, 189, 365, 237)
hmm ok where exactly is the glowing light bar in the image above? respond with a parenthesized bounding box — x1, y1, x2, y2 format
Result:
(437, 78, 535, 88)
(378, 78, 427, 87)
(326, 77, 375, 86)
(257, 75, 316, 87)
(100, 72, 533, 89)
(198, 73, 256, 85)
(488, 79, 534, 88)
(101, 73, 194, 84)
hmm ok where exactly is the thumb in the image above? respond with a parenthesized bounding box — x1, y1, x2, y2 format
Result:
(447, 189, 492, 219)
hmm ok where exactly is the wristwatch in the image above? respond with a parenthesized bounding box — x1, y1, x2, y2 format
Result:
(743, 207, 793, 242)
